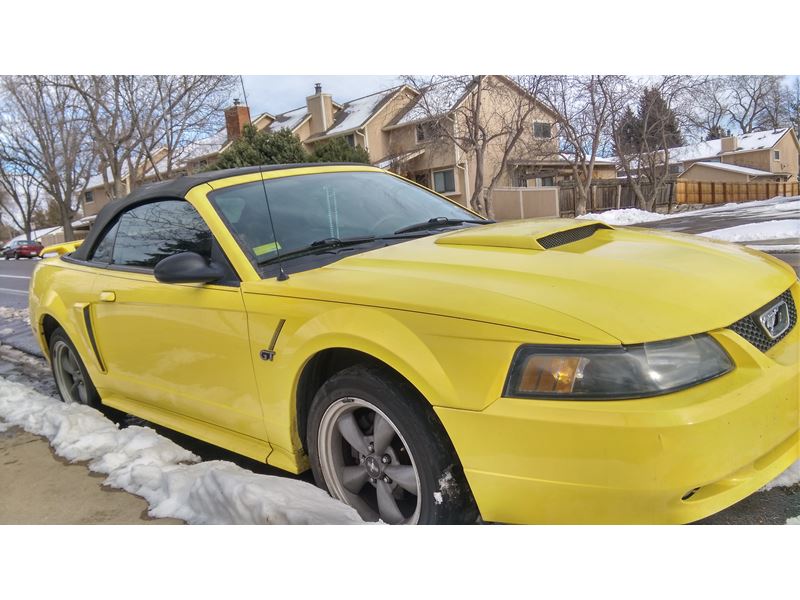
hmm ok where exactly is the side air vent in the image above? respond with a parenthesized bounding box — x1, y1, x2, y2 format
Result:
(537, 223, 611, 249)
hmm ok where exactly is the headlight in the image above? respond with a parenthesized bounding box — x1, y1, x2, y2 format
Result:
(505, 335, 733, 400)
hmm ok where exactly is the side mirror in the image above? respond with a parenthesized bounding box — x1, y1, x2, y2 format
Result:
(154, 252, 226, 284)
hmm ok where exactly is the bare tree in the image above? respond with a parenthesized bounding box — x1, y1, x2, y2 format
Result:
(400, 75, 545, 217)
(61, 75, 237, 198)
(725, 75, 786, 133)
(538, 75, 621, 215)
(0, 160, 43, 239)
(0, 76, 93, 241)
(686, 76, 731, 140)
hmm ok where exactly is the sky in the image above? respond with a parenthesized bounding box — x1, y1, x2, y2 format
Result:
(241, 75, 401, 115)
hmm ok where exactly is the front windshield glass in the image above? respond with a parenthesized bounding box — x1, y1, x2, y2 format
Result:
(209, 170, 480, 269)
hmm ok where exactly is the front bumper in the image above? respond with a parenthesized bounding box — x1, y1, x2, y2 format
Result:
(436, 310, 800, 524)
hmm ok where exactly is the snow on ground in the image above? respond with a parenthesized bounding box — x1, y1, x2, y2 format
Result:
(577, 208, 669, 225)
(761, 460, 800, 492)
(0, 376, 364, 525)
(699, 219, 800, 243)
(0, 306, 30, 325)
(788, 516, 800, 525)
(577, 196, 800, 226)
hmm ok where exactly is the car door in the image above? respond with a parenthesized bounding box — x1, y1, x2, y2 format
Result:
(87, 198, 267, 442)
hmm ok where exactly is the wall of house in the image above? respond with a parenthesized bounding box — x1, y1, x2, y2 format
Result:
(81, 186, 114, 218)
(770, 131, 800, 179)
(679, 164, 751, 183)
(491, 187, 560, 220)
(364, 88, 418, 162)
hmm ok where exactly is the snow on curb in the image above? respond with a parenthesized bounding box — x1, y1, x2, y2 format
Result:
(0, 376, 364, 525)
(700, 219, 800, 243)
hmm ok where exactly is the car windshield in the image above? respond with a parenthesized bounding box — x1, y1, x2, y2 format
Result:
(208, 170, 483, 273)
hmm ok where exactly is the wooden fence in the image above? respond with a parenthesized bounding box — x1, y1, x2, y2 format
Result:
(675, 181, 799, 205)
(558, 182, 674, 217)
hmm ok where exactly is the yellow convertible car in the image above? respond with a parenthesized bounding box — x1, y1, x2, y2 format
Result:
(29, 164, 799, 524)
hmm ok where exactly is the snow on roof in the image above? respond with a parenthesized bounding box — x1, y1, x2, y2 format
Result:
(684, 161, 776, 177)
(7, 226, 62, 244)
(266, 107, 309, 133)
(323, 87, 400, 136)
(394, 82, 466, 126)
(671, 128, 791, 163)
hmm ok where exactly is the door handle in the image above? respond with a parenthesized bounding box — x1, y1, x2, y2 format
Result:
(99, 291, 116, 302)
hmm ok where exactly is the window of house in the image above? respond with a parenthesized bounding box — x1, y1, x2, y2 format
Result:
(669, 163, 683, 174)
(84, 190, 94, 204)
(344, 134, 355, 147)
(773, 150, 781, 160)
(540, 176, 555, 187)
(433, 169, 456, 194)
(104, 200, 212, 269)
(415, 123, 426, 143)
(533, 122, 552, 139)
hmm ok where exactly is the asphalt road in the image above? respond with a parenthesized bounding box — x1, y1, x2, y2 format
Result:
(0, 257, 35, 309)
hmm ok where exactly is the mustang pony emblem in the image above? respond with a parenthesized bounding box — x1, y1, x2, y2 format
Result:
(757, 300, 790, 339)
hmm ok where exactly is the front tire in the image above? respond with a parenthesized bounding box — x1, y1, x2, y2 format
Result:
(49, 327, 101, 408)
(307, 364, 478, 524)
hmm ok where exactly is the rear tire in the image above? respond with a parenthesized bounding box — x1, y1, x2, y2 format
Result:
(49, 327, 101, 409)
(307, 364, 478, 525)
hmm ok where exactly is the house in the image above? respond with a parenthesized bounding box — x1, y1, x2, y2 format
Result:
(77, 77, 568, 217)
(671, 128, 799, 182)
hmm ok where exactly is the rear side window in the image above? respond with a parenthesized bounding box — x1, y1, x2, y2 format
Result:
(90, 200, 212, 269)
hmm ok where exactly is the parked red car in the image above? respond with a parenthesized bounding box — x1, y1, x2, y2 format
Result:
(1, 239, 44, 259)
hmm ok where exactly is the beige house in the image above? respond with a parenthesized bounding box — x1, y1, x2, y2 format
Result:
(78, 78, 577, 219)
(672, 128, 800, 182)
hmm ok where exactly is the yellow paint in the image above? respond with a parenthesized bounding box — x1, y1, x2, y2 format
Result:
(28, 164, 800, 524)
(40, 239, 83, 257)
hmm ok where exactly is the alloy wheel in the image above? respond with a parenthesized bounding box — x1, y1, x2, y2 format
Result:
(52, 340, 89, 405)
(317, 397, 422, 524)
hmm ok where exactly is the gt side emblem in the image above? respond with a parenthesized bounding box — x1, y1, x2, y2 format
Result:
(757, 300, 790, 340)
(260, 318, 286, 361)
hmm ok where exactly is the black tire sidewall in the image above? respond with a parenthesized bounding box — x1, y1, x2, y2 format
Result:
(48, 327, 101, 409)
(307, 364, 478, 525)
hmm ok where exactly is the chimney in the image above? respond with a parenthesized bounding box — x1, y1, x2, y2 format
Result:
(224, 99, 251, 141)
(720, 135, 738, 154)
(306, 83, 335, 135)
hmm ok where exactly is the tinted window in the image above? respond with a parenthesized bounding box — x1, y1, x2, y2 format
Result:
(209, 171, 476, 266)
(110, 200, 212, 269)
(89, 220, 119, 263)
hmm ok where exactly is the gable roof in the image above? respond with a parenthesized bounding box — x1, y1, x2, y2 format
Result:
(682, 161, 777, 177)
(265, 106, 311, 133)
(307, 85, 416, 141)
(670, 128, 794, 164)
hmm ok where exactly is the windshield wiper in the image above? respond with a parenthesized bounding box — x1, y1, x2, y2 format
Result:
(258, 236, 377, 265)
(393, 217, 494, 235)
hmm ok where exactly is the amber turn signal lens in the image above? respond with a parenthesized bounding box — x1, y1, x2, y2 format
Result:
(518, 356, 587, 394)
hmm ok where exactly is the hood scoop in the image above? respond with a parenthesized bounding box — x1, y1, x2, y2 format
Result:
(435, 219, 613, 251)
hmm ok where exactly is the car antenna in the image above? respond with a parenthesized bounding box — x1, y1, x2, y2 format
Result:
(258, 164, 289, 281)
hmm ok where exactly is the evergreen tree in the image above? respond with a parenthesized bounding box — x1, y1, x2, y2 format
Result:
(705, 125, 727, 141)
(310, 137, 371, 164)
(639, 87, 684, 148)
(210, 126, 310, 170)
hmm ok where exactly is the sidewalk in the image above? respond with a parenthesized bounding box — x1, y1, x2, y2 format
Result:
(0, 426, 182, 525)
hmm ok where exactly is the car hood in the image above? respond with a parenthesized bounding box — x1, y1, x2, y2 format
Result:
(247, 219, 797, 344)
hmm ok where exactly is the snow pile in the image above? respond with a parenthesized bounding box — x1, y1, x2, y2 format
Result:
(578, 208, 669, 226)
(761, 459, 800, 492)
(788, 516, 800, 525)
(700, 219, 800, 243)
(0, 376, 364, 525)
(0, 306, 30, 325)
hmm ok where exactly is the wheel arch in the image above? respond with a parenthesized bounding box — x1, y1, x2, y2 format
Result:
(295, 347, 431, 452)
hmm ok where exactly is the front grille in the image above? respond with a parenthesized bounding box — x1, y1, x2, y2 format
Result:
(729, 288, 797, 352)
(537, 223, 611, 249)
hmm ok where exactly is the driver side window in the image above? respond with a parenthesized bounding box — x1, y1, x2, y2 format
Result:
(89, 199, 212, 269)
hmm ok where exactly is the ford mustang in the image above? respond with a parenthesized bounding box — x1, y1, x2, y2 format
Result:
(28, 164, 799, 524)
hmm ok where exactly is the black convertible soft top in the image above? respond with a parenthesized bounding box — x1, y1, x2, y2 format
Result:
(71, 162, 365, 261)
